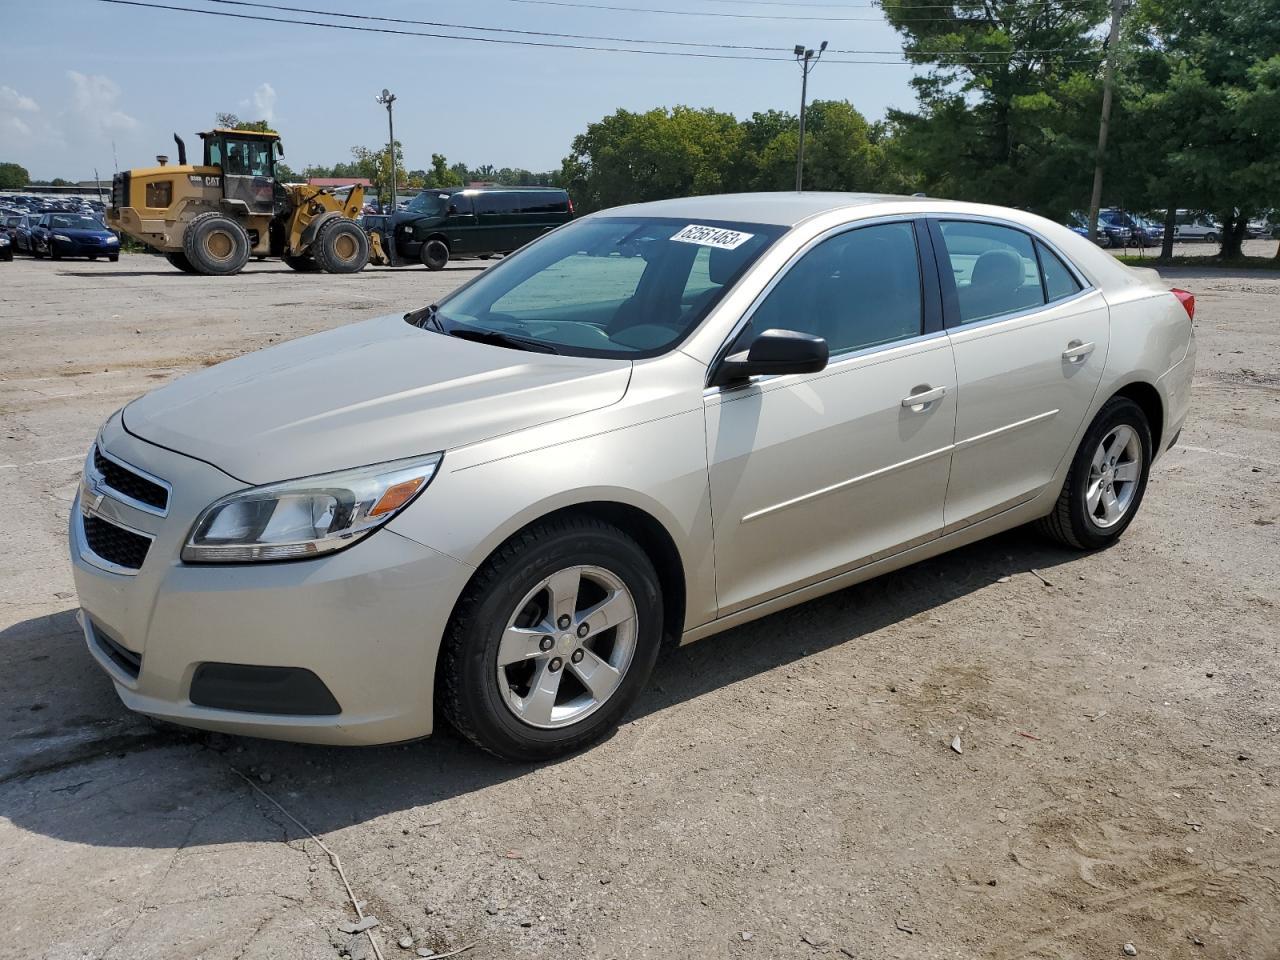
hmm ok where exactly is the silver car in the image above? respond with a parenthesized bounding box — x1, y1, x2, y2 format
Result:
(70, 193, 1197, 760)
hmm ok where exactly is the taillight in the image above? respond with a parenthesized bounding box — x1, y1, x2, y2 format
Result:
(567, 196, 575, 216)
(1171, 288, 1195, 321)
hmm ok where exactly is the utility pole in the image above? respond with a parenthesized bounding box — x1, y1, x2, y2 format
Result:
(376, 88, 398, 264)
(1087, 0, 1125, 242)
(794, 41, 828, 193)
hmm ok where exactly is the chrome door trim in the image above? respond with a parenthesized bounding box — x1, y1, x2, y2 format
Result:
(952, 408, 1060, 451)
(930, 212, 1096, 297)
(740, 442, 956, 524)
(704, 213, 933, 389)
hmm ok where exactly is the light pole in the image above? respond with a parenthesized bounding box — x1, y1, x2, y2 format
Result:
(376, 88, 398, 264)
(794, 40, 827, 193)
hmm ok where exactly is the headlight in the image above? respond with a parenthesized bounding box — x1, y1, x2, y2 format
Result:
(106, 235, 119, 244)
(53, 233, 72, 242)
(182, 453, 442, 563)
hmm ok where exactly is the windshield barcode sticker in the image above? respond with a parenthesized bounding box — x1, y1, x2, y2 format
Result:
(670, 224, 754, 250)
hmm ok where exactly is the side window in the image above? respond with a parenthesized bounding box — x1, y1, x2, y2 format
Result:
(746, 222, 923, 357)
(475, 193, 515, 216)
(207, 141, 222, 167)
(1036, 240, 1083, 302)
(447, 194, 472, 216)
(939, 221, 1045, 324)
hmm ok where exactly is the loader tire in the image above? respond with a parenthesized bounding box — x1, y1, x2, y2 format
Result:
(312, 218, 369, 274)
(183, 212, 251, 276)
(283, 253, 320, 272)
(165, 251, 199, 273)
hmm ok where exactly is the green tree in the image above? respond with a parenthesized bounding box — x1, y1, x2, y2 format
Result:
(1118, 0, 1280, 257)
(0, 162, 30, 189)
(424, 153, 464, 189)
(214, 112, 274, 133)
(562, 106, 746, 213)
(883, 0, 1108, 218)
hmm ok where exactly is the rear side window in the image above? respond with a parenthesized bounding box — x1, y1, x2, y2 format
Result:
(748, 221, 924, 357)
(1036, 241, 1083, 302)
(474, 193, 516, 215)
(939, 221, 1045, 324)
(518, 191, 569, 214)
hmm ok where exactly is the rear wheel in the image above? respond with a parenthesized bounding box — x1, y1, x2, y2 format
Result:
(1037, 397, 1152, 550)
(421, 237, 450, 271)
(183, 212, 251, 276)
(311, 218, 369, 274)
(165, 251, 199, 273)
(439, 517, 663, 761)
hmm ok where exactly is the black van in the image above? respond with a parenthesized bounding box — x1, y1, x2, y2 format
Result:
(371, 187, 573, 270)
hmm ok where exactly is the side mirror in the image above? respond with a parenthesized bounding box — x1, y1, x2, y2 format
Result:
(712, 328, 828, 386)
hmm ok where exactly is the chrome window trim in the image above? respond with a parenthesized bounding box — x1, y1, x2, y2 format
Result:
(704, 214, 931, 390)
(937, 285, 1101, 337)
(73, 492, 155, 577)
(703, 328, 950, 399)
(90, 443, 172, 518)
(931, 214, 1096, 330)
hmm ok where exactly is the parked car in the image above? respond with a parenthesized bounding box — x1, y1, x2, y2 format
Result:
(1099, 209, 1162, 247)
(7, 214, 36, 254)
(366, 186, 573, 270)
(31, 213, 120, 261)
(1066, 212, 1112, 248)
(1174, 217, 1220, 243)
(70, 193, 1196, 760)
(0, 233, 11, 261)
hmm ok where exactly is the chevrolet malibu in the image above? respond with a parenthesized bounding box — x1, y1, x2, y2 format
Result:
(70, 193, 1196, 760)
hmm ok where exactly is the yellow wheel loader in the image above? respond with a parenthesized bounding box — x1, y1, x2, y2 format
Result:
(107, 128, 389, 276)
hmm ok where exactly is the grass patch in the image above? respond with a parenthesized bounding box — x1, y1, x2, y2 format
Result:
(1116, 254, 1280, 270)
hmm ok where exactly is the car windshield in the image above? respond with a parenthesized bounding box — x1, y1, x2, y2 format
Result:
(50, 215, 102, 230)
(407, 192, 448, 216)
(428, 216, 785, 359)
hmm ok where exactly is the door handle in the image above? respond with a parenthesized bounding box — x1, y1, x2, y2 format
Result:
(1062, 340, 1096, 363)
(901, 385, 947, 411)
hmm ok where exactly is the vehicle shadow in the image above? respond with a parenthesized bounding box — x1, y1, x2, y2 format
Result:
(0, 527, 1082, 849)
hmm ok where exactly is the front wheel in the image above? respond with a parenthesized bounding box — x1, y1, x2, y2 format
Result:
(439, 517, 663, 761)
(1037, 397, 1152, 550)
(1204, 232, 1218, 244)
(421, 238, 450, 271)
(312, 217, 369, 274)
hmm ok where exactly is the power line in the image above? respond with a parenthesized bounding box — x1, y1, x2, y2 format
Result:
(478, 0, 1101, 23)
(197, 0, 1101, 58)
(91, 0, 1105, 63)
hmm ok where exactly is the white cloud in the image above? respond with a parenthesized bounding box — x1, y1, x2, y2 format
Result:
(67, 71, 138, 134)
(243, 82, 277, 123)
(1, 86, 39, 113)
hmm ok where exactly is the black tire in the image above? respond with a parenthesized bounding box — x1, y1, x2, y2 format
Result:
(108, 255, 119, 263)
(282, 253, 320, 272)
(182, 212, 251, 276)
(439, 516, 663, 761)
(1037, 396, 1153, 550)
(421, 237, 450, 271)
(311, 218, 369, 274)
(48, 242, 61, 260)
(1204, 232, 1218, 244)
(165, 251, 198, 273)
(31, 242, 43, 259)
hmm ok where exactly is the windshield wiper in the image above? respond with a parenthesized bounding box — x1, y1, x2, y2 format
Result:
(446, 327, 560, 355)
(404, 303, 446, 333)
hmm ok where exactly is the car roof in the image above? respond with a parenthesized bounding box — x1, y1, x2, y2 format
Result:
(599, 191, 920, 227)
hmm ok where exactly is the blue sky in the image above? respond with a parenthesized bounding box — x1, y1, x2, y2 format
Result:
(2, 0, 922, 180)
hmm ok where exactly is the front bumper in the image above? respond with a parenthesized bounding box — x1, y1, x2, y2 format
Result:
(69, 419, 471, 745)
(53, 237, 119, 256)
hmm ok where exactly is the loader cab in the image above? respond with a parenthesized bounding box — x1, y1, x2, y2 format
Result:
(199, 128, 283, 216)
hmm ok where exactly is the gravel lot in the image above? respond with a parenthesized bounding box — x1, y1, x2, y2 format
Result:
(1, 248, 1277, 960)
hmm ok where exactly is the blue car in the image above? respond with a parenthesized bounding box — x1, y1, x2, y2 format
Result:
(31, 212, 120, 261)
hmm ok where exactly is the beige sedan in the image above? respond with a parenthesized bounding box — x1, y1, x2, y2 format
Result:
(70, 193, 1196, 759)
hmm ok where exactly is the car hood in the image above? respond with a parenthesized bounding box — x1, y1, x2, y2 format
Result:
(123, 313, 633, 485)
(54, 228, 113, 239)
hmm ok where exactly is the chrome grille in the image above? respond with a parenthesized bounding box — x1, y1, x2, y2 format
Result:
(93, 445, 169, 513)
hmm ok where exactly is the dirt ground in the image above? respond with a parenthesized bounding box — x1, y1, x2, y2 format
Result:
(1, 246, 1277, 960)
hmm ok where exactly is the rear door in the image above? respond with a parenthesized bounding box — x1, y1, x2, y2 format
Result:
(932, 218, 1109, 530)
(704, 218, 956, 614)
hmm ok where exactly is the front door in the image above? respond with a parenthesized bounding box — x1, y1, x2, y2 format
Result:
(705, 220, 957, 615)
(218, 137, 275, 216)
(931, 219, 1110, 529)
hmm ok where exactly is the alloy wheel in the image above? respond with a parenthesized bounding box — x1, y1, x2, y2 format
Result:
(495, 565, 638, 729)
(1086, 424, 1142, 528)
